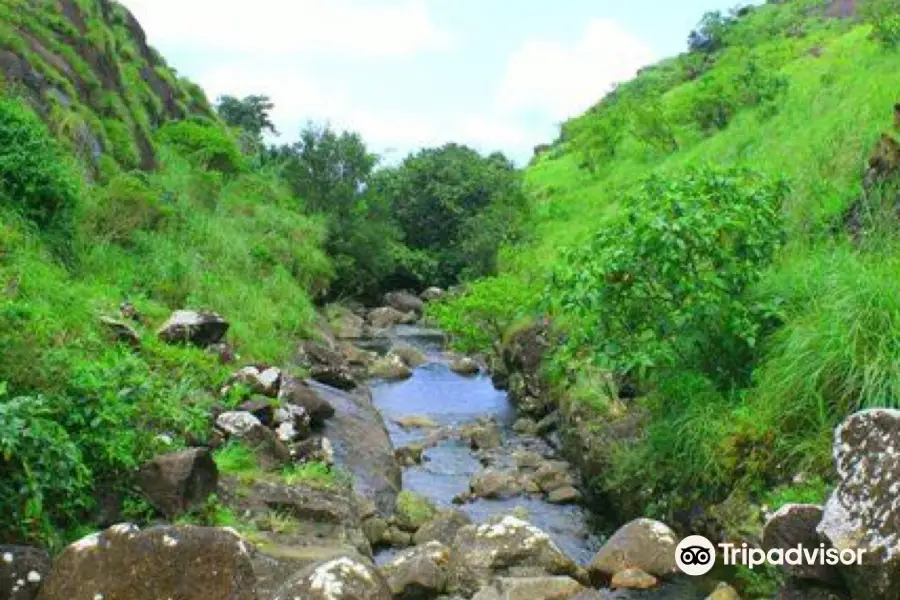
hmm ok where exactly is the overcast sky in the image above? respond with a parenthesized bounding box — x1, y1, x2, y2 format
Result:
(121, 0, 748, 164)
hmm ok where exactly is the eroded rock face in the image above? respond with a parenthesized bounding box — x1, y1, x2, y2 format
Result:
(763, 504, 843, 586)
(36, 525, 256, 600)
(157, 310, 228, 347)
(380, 541, 451, 599)
(448, 516, 585, 595)
(0, 546, 51, 600)
(588, 518, 678, 582)
(135, 448, 218, 518)
(817, 409, 900, 600)
(272, 554, 391, 600)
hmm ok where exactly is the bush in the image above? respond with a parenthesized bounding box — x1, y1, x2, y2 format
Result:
(546, 165, 788, 389)
(155, 119, 247, 174)
(80, 172, 170, 245)
(862, 0, 900, 47)
(0, 97, 80, 232)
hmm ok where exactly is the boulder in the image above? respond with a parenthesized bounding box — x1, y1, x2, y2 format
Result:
(216, 412, 291, 468)
(384, 526, 414, 549)
(413, 510, 472, 546)
(157, 310, 228, 347)
(547, 486, 583, 505)
(449, 357, 480, 376)
(239, 397, 279, 426)
(35, 524, 255, 600)
(310, 364, 359, 391)
(0, 545, 51, 600)
(395, 444, 425, 467)
(449, 516, 585, 595)
(231, 366, 281, 398)
(470, 470, 524, 500)
(395, 491, 438, 533)
(385, 291, 425, 316)
(341, 343, 376, 367)
(135, 448, 218, 518)
(273, 403, 312, 431)
(763, 504, 842, 586)
(817, 408, 900, 600)
(706, 582, 742, 600)
(279, 377, 336, 426)
(460, 420, 501, 450)
(514, 450, 545, 471)
(420, 287, 445, 302)
(610, 568, 658, 590)
(216, 411, 263, 437)
(370, 354, 414, 381)
(532, 461, 577, 494)
(369, 306, 417, 329)
(329, 306, 366, 339)
(391, 345, 427, 368)
(588, 518, 679, 582)
(271, 554, 391, 600)
(537, 411, 560, 436)
(362, 517, 389, 547)
(100, 316, 141, 348)
(380, 541, 451, 599)
(472, 577, 587, 600)
(297, 341, 358, 391)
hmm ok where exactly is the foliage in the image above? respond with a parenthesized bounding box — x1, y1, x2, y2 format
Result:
(155, 119, 247, 174)
(547, 165, 787, 389)
(282, 462, 339, 489)
(216, 94, 278, 151)
(862, 0, 900, 46)
(688, 10, 737, 53)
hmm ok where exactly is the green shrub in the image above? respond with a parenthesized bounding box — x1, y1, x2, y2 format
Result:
(81, 172, 170, 245)
(547, 165, 788, 389)
(103, 118, 141, 169)
(862, 0, 900, 47)
(155, 119, 247, 174)
(0, 97, 80, 232)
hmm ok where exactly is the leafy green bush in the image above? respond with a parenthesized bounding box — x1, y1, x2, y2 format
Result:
(547, 165, 788, 389)
(156, 119, 247, 174)
(81, 172, 170, 245)
(0, 98, 80, 232)
(862, 0, 900, 46)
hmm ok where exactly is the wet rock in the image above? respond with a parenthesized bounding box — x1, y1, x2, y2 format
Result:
(231, 366, 282, 398)
(413, 510, 472, 546)
(394, 415, 440, 430)
(707, 582, 742, 600)
(449, 357, 480, 376)
(35, 524, 255, 600)
(817, 409, 900, 600)
(369, 306, 417, 329)
(392, 345, 427, 368)
(449, 516, 585, 595)
(385, 291, 425, 316)
(279, 377, 336, 426)
(381, 541, 451, 599)
(396, 444, 425, 466)
(514, 450, 545, 471)
(460, 420, 501, 450)
(0, 545, 51, 600)
(611, 568, 658, 590)
(272, 554, 391, 600)
(472, 576, 587, 600)
(370, 354, 414, 381)
(157, 310, 229, 347)
(532, 461, 577, 494)
(100, 316, 141, 348)
(395, 491, 438, 533)
(763, 504, 842, 586)
(470, 470, 523, 500)
(588, 518, 679, 582)
(514, 418, 539, 435)
(547, 486, 583, 505)
(420, 287, 445, 302)
(135, 448, 218, 518)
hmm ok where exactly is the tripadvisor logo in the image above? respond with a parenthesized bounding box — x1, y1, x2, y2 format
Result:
(675, 535, 865, 576)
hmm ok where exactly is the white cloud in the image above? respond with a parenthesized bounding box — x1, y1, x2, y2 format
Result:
(121, 0, 454, 59)
(495, 19, 656, 121)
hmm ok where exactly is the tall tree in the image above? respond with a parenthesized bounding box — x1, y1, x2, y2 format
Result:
(216, 95, 278, 149)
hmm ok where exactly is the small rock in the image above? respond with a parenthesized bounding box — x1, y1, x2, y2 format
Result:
(362, 517, 389, 546)
(413, 510, 472, 546)
(279, 377, 336, 426)
(381, 541, 451, 598)
(157, 310, 229, 347)
(393, 415, 439, 430)
(369, 306, 416, 329)
(589, 518, 679, 581)
(514, 450, 545, 471)
(100, 316, 141, 348)
(369, 354, 413, 381)
(547, 486, 583, 505)
(237, 397, 278, 426)
(231, 366, 281, 398)
(611, 568, 658, 590)
(310, 364, 359, 391)
(395, 444, 425, 467)
(271, 554, 392, 600)
(470, 470, 523, 500)
(275, 422, 299, 443)
(383, 526, 414, 549)
(384, 291, 425, 316)
(532, 461, 576, 494)
(706, 582, 742, 600)
(390, 345, 427, 368)
(513, 418, 539, 435)
(292, 436, 335, 465)
(135, 448, 218, 518)
(475, 576, 587, 600)
(0, 546, 51, 600)
(449, 357, 480, 376)
(460, 420, 501, 450)
(216, 411, 262, 437)
(420, 287, 445, 302)
(395, 491, 437, 533)
(207, 342, 237, 364)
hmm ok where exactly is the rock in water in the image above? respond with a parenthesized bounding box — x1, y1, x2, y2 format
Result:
(369, 354, 413, 381)
(817, 408, 900, 600)
(0, 545, 51, 600)
(448, 515, 585, 595)
(588, 518, 678, 582)
(36, 524, 256, 600)
(380, 542, 451, 599)
(469, 470, 523, 500)
(450, 357, 480, 376)
(763, 504, 842, 586)
(135, 448, 218, 518)
(394, 491, 437, 533)
(272, 554, 391, 600)
(157, 310, 228, 347)
(611, 568, 658, 590)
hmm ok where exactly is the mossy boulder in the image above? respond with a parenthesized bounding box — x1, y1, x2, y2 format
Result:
(394, 491, 437, 533)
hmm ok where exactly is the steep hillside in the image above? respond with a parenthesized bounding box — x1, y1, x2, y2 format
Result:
(0, 0, 213, 170)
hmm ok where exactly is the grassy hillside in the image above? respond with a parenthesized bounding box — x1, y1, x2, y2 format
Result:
(0, 0, 332, 546)
(435, 0, 900, 555)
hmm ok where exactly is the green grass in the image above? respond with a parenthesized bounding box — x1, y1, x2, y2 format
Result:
(281, 462, 339, 489)
(214, 442, 261, 479)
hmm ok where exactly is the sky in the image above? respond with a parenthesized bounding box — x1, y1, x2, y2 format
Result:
(120, 0, 750, 164)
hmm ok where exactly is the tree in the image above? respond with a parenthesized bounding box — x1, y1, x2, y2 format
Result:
(687, 11, 735, 53)
(216, 95, 278, 150)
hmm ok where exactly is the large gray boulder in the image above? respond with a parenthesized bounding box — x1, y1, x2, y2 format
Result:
(380, 542, 451, 599)
(157, 310, 228, 347)
(271, 554, 391, 600)
(384, 291, 425, 316)
(448, 516, 585, 595)
(413, 509, 472, 546)
(36, 525, 256, 600)
(0, 545, 51, 600)
(135, 448, 218, 518)
(763, 504, 843, 586)
(817, 409, 900, 600)
(588, 518, 679, 582)
(368, 306, 417, 329)
(279, 376, 336, 426)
